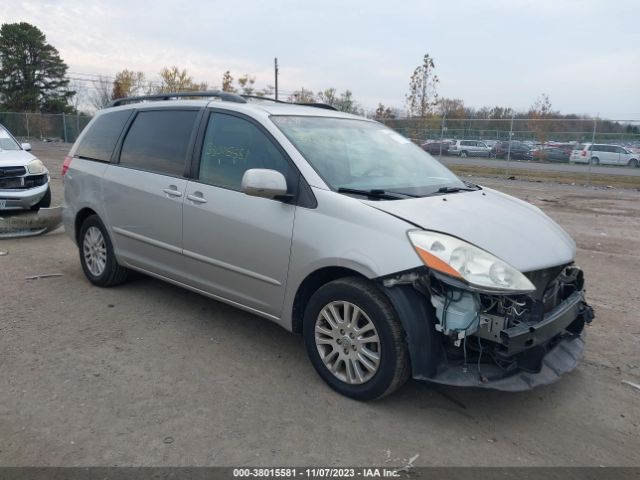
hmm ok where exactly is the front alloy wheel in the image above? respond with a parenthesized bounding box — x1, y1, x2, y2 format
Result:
(315, 301, 381, 384)
(303, 277, 410, 400)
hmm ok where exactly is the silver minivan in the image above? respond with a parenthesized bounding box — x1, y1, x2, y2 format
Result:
(63, 92, 594, 400)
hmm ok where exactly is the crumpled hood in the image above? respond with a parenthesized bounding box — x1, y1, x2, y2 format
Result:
(0, 150, 36, 167)
(364, 187, 576, 272)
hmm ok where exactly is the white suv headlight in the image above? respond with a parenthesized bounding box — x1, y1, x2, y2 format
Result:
(408, 230, 535, 293)
(27, 159, 47, 174)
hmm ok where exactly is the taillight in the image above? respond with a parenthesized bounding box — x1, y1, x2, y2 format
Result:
(62, 155, 73, 175)
(581, 151, 586, 157)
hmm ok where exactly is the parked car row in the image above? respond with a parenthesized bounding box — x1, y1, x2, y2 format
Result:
(421, 138, 639, 167)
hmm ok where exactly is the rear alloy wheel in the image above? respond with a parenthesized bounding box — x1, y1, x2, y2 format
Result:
(590, 157, 599, 165)
(460, 151, 468, 158)
(628, 159, 638, 168)
(303, 277, 410, 400)
(79, 215, 129, 287)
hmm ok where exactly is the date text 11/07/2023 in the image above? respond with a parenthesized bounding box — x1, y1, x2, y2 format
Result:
(233, 468, 402, 478)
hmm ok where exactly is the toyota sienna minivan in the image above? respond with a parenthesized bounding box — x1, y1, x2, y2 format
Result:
(63, 92, 594, 400)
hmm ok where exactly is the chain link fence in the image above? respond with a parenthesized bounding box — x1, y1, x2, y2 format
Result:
(381, 117, 640, 188)
(1, 110, 639, 188)
(0, 111, 92, 143)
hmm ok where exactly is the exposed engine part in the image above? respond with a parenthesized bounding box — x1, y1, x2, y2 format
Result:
(382, 271, 421, 288)
(430, 288, 481, 345)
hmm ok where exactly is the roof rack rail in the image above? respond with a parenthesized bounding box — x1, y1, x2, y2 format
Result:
(107, 90, 247, 107)
(240, 95, 338, 111)
(241, 95, 288, 104)
(295, 102, 338, 111)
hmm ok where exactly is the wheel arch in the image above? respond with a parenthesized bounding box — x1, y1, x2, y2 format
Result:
(74, 207, 99, 244)
(291, 266, 367, 335)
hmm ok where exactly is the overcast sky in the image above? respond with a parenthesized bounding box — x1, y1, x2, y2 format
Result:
(4, 0, 639, 118)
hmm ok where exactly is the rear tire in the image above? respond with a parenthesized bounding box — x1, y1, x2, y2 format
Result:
(460, 151, 468, 158)
(78, 215, 129, 287)
(30, 186, 51, 211)
(590, 157, 599, 165)
(303, 277, 410, 400)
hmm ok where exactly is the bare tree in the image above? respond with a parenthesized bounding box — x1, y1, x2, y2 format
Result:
(237, 74, 256, 95)
(89, 75, 113, 110)
(406, 54, 439, 117)
(222, 71, 235, 92)
(288, 88, 316, 103)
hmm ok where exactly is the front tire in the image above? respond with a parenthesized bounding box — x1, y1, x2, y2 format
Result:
(628, 159, 638, 168)
(303, 277, 410, 400)
(78, 215, 129, 287)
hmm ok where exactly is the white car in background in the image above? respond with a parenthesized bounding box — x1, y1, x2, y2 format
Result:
(570, 143, 639, 167)
(0, 124, 51, 210)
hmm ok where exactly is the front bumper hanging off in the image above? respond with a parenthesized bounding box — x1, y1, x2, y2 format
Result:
(383, 272, 595, 391)
(0, 207, 63, 238)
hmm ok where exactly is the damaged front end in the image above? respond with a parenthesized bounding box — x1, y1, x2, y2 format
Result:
(383, 264, 594, 391)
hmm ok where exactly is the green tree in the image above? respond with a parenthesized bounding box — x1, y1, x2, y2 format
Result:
(0, 22, 73, 112)
(406, 53, 439, 117)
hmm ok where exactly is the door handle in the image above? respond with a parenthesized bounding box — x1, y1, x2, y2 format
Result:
(187, 192, 207, 204)
(163, 187, 183, 197)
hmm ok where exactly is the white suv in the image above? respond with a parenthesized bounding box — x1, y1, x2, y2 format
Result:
(570, 143, 639, 167)
(449, 140, 490, 157)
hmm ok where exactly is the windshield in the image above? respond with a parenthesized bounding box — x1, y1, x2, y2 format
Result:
(0, 126, 21, 151)
(271, 116, 466, 196)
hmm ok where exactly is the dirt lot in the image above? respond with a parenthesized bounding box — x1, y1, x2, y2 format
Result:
(1, 142, 639, 467)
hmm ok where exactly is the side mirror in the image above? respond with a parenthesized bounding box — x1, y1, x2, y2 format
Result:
(21, 142, 32, 151)
(241, 168, 288, 199)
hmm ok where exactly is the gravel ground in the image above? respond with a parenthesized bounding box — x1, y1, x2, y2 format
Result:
(0, 142, 638, 467)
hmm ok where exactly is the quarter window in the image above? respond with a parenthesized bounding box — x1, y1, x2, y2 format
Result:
(119, 110, 198, 176)
(76, 110, 131, 162)
(197, 113, 291, 191)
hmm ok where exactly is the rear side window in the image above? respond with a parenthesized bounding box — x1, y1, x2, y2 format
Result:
(119, 110, 198, 176)
(76, 110, 131, 162)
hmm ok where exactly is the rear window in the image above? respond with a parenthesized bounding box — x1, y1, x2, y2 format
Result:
(119, 109, 198, 177)
(76, 110, 131, 162)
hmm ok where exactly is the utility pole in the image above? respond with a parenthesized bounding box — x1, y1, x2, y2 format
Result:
(274, 57, 279, 101)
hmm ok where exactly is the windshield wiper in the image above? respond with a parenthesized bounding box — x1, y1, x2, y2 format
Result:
(337, 188, 418, 200)
(436, 186, 478, 194)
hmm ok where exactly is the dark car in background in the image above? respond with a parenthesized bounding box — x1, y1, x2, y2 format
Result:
(532, 146, 571, 163)
(421, 141, 451, 155)
(490, 141, 532, 160)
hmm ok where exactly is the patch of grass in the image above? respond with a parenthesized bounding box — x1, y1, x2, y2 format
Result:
(450, 165, 640, 189)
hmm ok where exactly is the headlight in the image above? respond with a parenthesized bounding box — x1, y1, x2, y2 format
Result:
(27, 159, 47, 174)
(408, 230, 535, 293)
